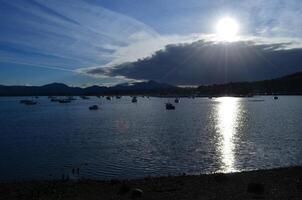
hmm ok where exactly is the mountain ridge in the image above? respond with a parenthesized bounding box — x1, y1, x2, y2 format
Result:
(0, 72, 302, 96)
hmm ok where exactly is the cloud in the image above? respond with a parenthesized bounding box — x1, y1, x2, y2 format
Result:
(2, 0, 302, 86)
(0, 0, 158, 73)
(86, 39, 302, 85)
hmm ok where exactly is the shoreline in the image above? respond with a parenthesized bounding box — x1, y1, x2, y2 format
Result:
(1, 166, 301, 199)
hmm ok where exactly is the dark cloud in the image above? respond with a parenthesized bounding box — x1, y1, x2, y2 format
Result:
(88, 40, 302, 85)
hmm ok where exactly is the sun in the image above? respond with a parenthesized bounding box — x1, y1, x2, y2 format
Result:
(216, 17, 239, 41)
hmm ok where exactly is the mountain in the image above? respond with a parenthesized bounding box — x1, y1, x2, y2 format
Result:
(0, 72, 302, 96)
(0, 83, 82, 96)
(197, 71, 302, 95)
(0, 81, 177, 96)
(112, 80, 174, 91)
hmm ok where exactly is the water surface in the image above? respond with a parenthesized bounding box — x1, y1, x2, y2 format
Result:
(0, 96, 301, 181)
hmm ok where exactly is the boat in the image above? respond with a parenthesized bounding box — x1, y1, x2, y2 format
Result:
(116, 96, 121, 99)
(106, 96, 111, 100)
(20, 100, 29, 104)
(131, 97, 137, 103)
(174, 98, 180, 103)
(20, 100, 37, 105)
(166, 103, 175, 110)
(58, 99, 71, 103)
(274, 96, 279, 100)
(80, 96, 90, 100)
(89, 105, 98, 110)
(67, 96, 77, 101)
(50, 98, 60, 102)
(25, 101, 37, 105)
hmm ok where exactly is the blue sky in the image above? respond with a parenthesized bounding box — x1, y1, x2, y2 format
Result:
(1, 0, 302, 86)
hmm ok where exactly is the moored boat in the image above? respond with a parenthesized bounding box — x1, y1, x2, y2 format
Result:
(59, 99, 71, 103)
(166, 103, 175, 110)
(89, 105, 98, 110)
(20, 100, 37, 105)
(50, 98, 60, 102)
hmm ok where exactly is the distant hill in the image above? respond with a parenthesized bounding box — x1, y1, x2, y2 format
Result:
(197, 71, 302, 95)
(0, 72, 302, 96)
(0, 83, 82, 96)
(0, 81, 177, 96)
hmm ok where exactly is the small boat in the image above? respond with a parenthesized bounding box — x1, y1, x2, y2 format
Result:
(132, 97, 137, 103)
(274, 96, 279, 100)
(116, 96, 121, 99)
(20, 100, 29, 104)
(59, 99, 71, 103)
(166, 103, 175, 110)
(50, 98, 60, 102)
(89, 105, 98, 110)
(80, 96, 90, 100)
(106, 96, 111, 100)
(67, 96, 77, 101)
(174, 98, 180, 103)
(25, 101, 37, 105)
(20, 100, 37, 105)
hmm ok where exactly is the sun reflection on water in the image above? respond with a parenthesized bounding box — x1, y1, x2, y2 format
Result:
(216, 97, 240, 172)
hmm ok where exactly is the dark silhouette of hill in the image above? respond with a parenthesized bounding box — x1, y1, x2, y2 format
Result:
(0, 81, 177, 96)
(0, 83, 82, 96)
(0, 72, 301, 96)
(197, 71, 302, 95)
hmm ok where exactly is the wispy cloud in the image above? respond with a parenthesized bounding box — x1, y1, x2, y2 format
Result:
(0, 0, 158, 74)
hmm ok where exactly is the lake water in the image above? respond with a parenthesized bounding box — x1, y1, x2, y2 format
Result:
(0, 96, 301, 181)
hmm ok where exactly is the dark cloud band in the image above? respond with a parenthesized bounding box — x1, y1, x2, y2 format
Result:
(87, 40, 302, 85)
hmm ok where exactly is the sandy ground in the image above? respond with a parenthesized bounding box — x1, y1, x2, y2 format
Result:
(0, 166, 301, 200)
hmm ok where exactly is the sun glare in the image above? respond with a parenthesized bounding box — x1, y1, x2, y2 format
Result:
(216, 17, 239, 41)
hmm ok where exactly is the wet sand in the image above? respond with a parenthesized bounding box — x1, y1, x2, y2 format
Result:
(0, 166, 301, 200)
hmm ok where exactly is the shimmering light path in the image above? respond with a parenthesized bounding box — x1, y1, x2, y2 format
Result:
(216, 97, 241, 172)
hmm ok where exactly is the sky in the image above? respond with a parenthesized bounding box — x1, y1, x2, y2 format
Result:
(1, 0, 302, 86)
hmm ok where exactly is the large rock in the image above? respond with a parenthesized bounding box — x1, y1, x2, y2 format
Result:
(131, 188, 143, 198)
